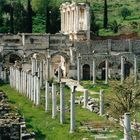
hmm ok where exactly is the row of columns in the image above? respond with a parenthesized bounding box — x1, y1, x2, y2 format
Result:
(45, 81, 77, 132)
(10, 66, 40, 106)
(77, 55, 138, 85)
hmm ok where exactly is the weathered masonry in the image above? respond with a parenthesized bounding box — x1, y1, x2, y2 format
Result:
(0, 2, 140, 83)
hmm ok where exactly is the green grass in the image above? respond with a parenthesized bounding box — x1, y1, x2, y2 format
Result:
(1, 84, 122, 140)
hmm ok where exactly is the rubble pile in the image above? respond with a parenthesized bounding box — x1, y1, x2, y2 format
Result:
(0, 91, 35, 140)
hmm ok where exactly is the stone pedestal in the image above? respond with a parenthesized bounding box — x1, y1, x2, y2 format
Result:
(83, 89, 88, 108)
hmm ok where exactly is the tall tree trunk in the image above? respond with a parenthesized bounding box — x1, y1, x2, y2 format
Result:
(26, 0, 32, 33)
(103, 0, 108, 29)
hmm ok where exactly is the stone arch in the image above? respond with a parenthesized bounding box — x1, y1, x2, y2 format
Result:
(50, 52, 70, 78)
(98, 60, 112, 80)
(83, 64, 90, 80)
(118, 61, 133, 79)
(26, 52, 46, 63)
(3, 52, 23, 67)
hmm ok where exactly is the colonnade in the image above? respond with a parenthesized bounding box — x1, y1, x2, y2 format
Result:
(77, 55, 138, 85)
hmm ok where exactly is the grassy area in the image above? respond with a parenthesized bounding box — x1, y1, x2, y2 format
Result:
(0, 83, 123, 140)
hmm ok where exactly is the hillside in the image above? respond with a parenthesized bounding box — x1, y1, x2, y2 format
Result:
(90, 0, 140, 36)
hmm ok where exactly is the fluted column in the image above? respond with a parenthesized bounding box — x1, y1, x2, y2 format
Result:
(134, 55, 137, 83)
(93, 58, 96, 84)
(45, 81, 50, 112)
(99, 89, 104, 116)
(83, 89, 88, 108)
(52, 83, 57, 119)
(105, 59, 109, 84)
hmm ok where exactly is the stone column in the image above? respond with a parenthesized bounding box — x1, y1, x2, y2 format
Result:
(134, 55, 137, 83)
(60, 82, 65, 124)
(77, 55, 81, 84)
(99, 89, 104, 116)
(45, 81, 50, 112)
(52, 83, 57, 119)
(83, 89, 88, 108)
(61, 11, 63, 32)
(58, 65, 61, 83)
(46, 57, 50, 81)
(93, 58, 96, 84)
(40, 61, 43, 87)
(121, 56, 124, 84)
(31, 58, 35, 75)
(124, 112, 131, 140)
(33, 74, 37, 104)
(70, 85, 77, 133)
(105, 59, 108, 84)
(36, 75, 40, 106)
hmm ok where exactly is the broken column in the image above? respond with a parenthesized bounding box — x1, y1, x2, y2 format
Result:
(52, 83, 57, 119)
(70, 85, 77, 133)
(99, 89, 104, 116)
(93, 58, 96, 84)
(124, 112, 131, 140)
(77, 55, 81, 84)
(121, 56, 124, 84)
(45, 81, 50, 112)
(83, 89, 88, 108)
(60, 82, 65, 124)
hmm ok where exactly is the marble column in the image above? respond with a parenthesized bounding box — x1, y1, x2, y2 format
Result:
(134, 55, 137, 83)
(52, 83, 57, 119)
(83, 89, 88, 108)
(124, 112, 131, 140)
(46, 57, 50, 81)
(58, 65, 61, 83)
(93, 58, 96, 84)
(33, 74, 37, 104)
(121, 56, 124, 84)
(45, 81, 50, 112)
(40, 61, 43, 87)
(70, 85, 77, 133)
(60, 82, 65, 124)
(31, 58, 36, 75)
(99, 89, 104, 116)
(36, 75, 40, 106)
(105, 59, 108, 84)
(77, 55, 81, 84)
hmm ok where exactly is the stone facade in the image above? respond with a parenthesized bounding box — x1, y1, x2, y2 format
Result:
(0, 2, 140, 82)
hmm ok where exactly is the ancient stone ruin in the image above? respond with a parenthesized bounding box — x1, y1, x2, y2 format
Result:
(0, 91, 35, 140)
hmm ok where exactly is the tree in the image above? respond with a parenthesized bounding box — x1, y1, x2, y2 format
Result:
(26, 0, 32, 33)
(108, 76, 140, 119)
(121, 7, 131, 20)
(103, 0, 108, 29)
(90, 8, 100, 35)
(110, 20, 121, 33)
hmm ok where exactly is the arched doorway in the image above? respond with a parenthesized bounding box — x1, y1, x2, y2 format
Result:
(98, 60, 112, 80)
(9, 54, 21, 64)
(83, 64, 90, 80)
(51, 54, 68, 78)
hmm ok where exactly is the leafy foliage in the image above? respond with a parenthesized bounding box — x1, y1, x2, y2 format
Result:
(108, 76, 140, 119)
(121, 7, 132, 20)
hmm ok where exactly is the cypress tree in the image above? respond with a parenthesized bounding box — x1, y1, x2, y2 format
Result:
(26, 0, 32, 33)
(103, 0, 108, 29)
